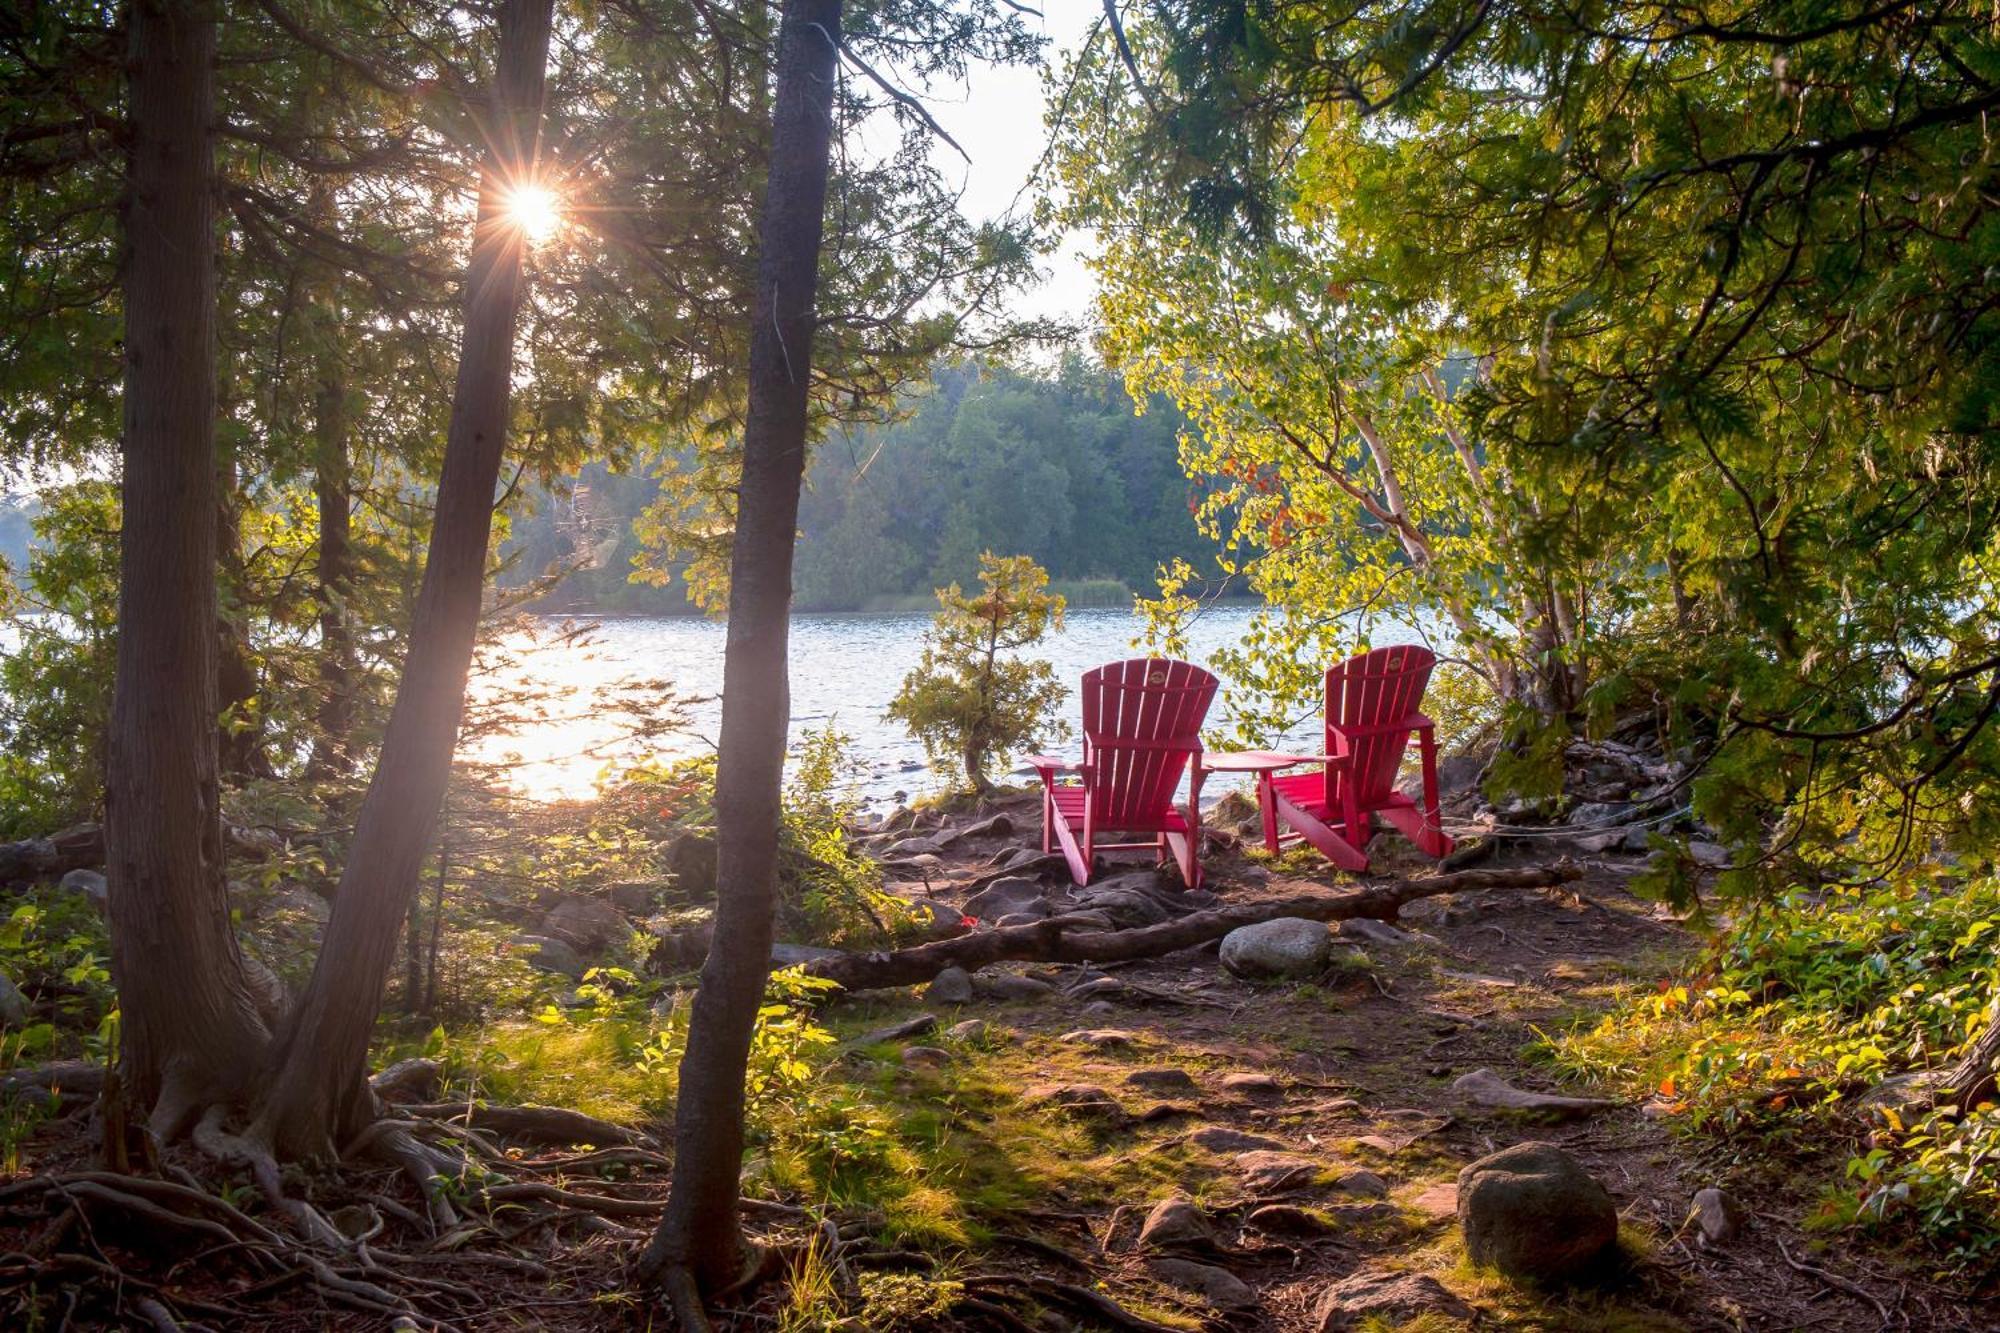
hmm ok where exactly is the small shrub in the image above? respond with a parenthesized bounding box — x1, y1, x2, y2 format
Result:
(886, 552, 1070, 793)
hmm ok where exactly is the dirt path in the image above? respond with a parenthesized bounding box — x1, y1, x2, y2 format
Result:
(828, 796, 1981, 1331)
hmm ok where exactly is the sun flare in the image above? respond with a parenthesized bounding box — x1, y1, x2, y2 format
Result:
(503, 182, 562, 244)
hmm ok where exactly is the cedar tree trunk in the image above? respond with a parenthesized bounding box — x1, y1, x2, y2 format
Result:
(252, 0, 555, 1158)
(104, 0, 272, 1135)
(639, 0, 844, 1299)
(307, 362, 356, 778)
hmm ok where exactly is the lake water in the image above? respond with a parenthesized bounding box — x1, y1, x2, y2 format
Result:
(467, 604, 1422, 807)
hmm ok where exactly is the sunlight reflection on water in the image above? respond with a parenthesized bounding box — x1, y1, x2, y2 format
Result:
(464, 605, 1425, 807)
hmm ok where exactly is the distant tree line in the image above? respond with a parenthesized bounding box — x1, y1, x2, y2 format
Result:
(500, 357, 1227, 613)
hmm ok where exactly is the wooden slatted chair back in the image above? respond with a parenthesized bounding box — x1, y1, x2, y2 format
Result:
(1080, 658, 1219, 828)
(1325, 644, 1437, 808)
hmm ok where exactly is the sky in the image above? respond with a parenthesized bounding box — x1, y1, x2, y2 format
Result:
(886, 2, 1105, 330)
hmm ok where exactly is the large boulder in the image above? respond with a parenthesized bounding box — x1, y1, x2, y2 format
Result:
(58, 868, 109, 914)
(1219, 917, 1334, 979)
(1457, 1142, 1617, 1281)
(542, 896, 628, 953)
(511, 933, 584, 977)
(665, 831, 717, 899)
(0, 969, 30, 1026)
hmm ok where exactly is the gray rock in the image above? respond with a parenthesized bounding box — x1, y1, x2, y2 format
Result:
(1332, 1169, 1391, 1199)
(947, 1019, 993, 1043)
(994, 911, 1047, 928)
(1078, 1000, 1117, 1018)
(1434, 754, 1485, 796)
(1127, 1067, 1197, 1093)
(1566, 801, 1635, 829)
(926, 966, 975, 1005)
(1245, 1203, 1335, 1237)
(964, 877, 1048, 920)
(1687, 840, 1731, 867)
(0, 969, 31, 1026)
(511, 934, 583, 977)
(974, 972, 1056, 1001)
(1336, 918, 1411, 946)
(1023, 1083, 1127, 1125)
(957, 812, 1016, 840)
(666, 831, 717, 898)
(1220, 1071, 1282, 1095)
(1219, 917, 1333, 979)
(1691, 1187, 1744, 1246)
(1453, 1067, 1617, 1120)
(1312, 1271, 1475, 1330)
(1189, 1125, 1289, 1153)
(608, 880, 659, 914)
(771, 941, 847, 966)
(1457, 1141, 1617, 1281)
(1235, 1150, 1321, 1192)
(1147, 1257, 1255, 1308)
(1059, 1028, 1137, 1048)
(901, 898, 972, 942)
(58, 868, 108, 913)
(542, 896, 628, 953)
(264, 883, 330, 924)
(1073, 884, 1171, 927)
(883, 836, 944, 859)
(901, 1045, 951, 1068)
(1136, 1197, 1212, 1250)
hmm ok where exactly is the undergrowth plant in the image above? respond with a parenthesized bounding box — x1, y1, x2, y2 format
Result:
(1546, 866, 2000, 1267)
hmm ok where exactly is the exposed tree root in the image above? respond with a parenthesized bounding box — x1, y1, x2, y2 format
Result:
(805, 863, 1582, 990)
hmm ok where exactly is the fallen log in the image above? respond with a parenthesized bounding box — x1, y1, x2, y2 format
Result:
(803, 863, 1581, 992)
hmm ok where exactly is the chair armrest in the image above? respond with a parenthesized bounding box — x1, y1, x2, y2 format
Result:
(1027, 754, 1086, 774)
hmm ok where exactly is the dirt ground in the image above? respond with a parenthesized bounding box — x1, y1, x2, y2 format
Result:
(830, 794, 1989, 1332)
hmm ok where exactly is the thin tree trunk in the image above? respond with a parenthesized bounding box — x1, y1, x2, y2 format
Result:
(103, 0, 271, 1136)
(639, 0, 844, 1302)
(308, 364, 356, 778)
(252, 0, 555, 1159)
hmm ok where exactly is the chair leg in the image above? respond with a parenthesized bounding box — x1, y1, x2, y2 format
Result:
(1256, 775, 1281, 854)
(1040, 782, 1053, 855)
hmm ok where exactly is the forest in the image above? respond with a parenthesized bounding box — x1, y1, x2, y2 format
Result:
(0, 0, 1996, 1330)
(498, 357, 1225, 614)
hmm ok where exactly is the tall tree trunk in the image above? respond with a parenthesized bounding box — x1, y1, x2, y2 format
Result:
(104, 0, 271, 1136)
(251, 0, 555, 1159)
(307, 365, 356, 779)
(639, 0, 843, 1303)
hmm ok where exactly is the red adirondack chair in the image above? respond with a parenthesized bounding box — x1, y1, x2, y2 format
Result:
(1029, 658, 1220, 888)
(1255, 645, 1455, 872)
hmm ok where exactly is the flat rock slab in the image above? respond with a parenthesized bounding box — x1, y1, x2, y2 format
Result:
(1410, 1181, 1459, 1218)
(1453, 1067, 1617, 1119)
(1235, 1150, 1323, 1193)
(1148, 1257, 1257, 1309)
(1246, 1203, 1338, 1237)
(1312, 1271, 1475, 1331)
(1023, 1084, 1128, 1126)
(1189, 1125, 1290, 1153)
(1126, 1067, 1198, 1093)
(1060, 1028, 1140, 1048)
(1219, 1071, 1284, 1095)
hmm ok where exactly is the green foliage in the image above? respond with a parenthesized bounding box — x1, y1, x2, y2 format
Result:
(0, 482, 118, 836)
(886, 553, 1070, 792)
(0, 885, 116, 1068)
(1548, 869, 2000, 1265)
